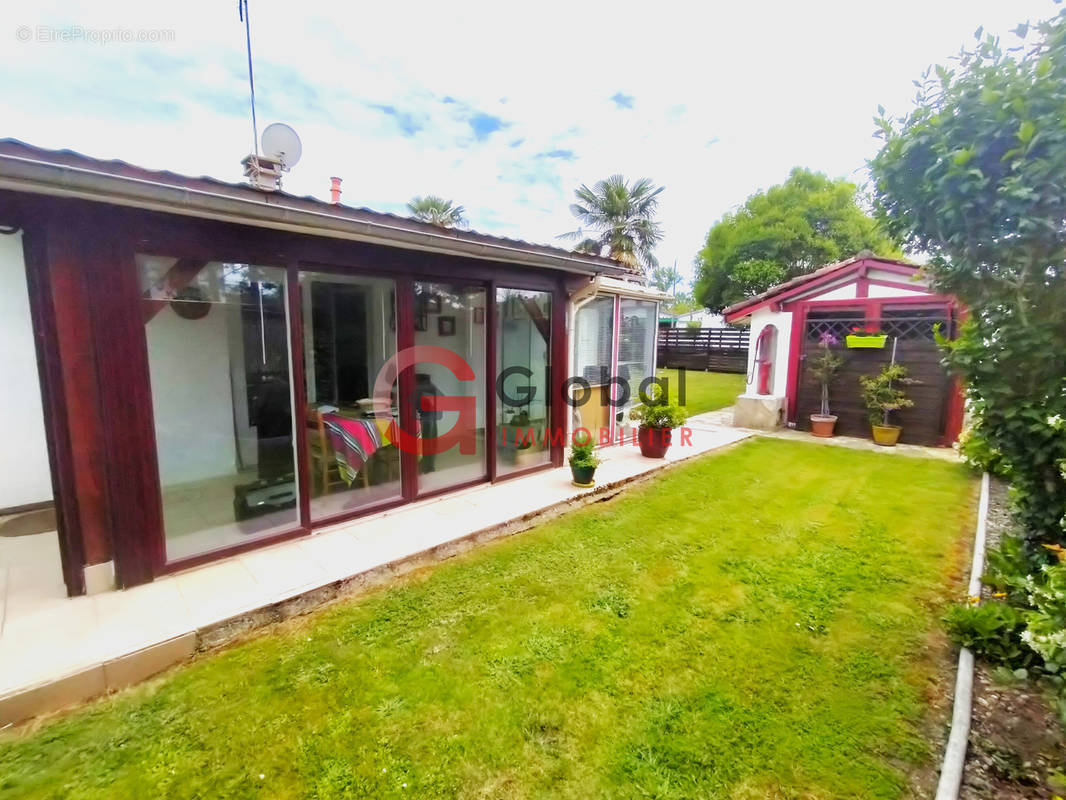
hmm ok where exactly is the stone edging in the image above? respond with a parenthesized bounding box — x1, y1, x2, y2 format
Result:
(935, 471, 991, 800)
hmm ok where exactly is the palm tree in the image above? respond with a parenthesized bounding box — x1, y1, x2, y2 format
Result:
(561, 175, 664, 271)
(407, 196, 468, 228)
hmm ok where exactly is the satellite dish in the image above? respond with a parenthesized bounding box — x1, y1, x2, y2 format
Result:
(261, 122, 302, 170)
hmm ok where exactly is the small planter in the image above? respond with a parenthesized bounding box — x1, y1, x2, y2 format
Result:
(637, 425, 672, 458)
(846, 334, 888, 349)
(809, 414, 838, 438)
(871, 424, 902, 446)
(570, 463, 597, 487)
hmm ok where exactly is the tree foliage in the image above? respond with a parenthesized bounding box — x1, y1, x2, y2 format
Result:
(649, 264, 682, 294)
(870, 11, 1066, 548)
(562, 175, 664, 272)
(406, 196, 468, 228)
(693, 168, 901, 311)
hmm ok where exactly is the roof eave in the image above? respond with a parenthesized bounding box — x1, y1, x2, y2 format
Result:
(722, 256, 924, 320)
(0, 150, 627, 277)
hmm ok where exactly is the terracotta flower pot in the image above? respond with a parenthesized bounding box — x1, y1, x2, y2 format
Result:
(809, 414, 838, 438)
(871, 424, 902, 446)
(570, 463, 596, 487)
(637, 426, 672, 458)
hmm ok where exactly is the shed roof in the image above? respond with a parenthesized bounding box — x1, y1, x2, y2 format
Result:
(722, 255, 925, 321)
(0, 138, 633, 278)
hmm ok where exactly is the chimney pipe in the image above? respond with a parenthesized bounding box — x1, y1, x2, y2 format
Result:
(329, 176, 342, 204)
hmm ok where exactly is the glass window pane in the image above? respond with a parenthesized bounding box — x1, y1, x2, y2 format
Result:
(496, 288, 551, 475)
(139, 256, 298, 561)
(410, 282, 487, 494)
(572, 296, 614, 441)
(619, 299, 657, 396)
(300, 272, 401, 520)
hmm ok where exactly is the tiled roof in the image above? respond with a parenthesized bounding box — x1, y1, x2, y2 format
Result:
(722, 255, 921, 318)
(0, 138, 632, 275)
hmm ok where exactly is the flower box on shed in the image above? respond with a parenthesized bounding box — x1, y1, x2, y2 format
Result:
(846, 334, 888, 349)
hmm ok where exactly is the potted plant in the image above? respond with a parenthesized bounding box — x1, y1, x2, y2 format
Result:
(500, 409, 540, 467)
(628, 385, 689, 458)
(846, 324, 889, 349)
(807, 332, 844, 437)
(859, 363, 917, 446)
(568, 432, 601, 487)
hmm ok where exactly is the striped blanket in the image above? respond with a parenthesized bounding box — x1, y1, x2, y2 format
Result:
(322, 415, 383, 486)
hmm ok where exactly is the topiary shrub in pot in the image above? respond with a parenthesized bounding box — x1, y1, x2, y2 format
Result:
(568, 432, 601, 487)
(859, 363, 917, 446)
(628, 385, 689, 458)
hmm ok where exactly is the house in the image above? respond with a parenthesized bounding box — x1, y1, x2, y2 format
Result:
(723, 255, 964, 446)
(659, 308, 726, 329)
(0, 139, 667, 598)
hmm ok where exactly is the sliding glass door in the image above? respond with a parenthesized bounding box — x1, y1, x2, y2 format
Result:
(573, 296, 615, 443)
(299, 272, 402, 520)
(617, 298, 658, 439)
(496, 287, 552, 476)
(410, 281, 488, 494)
(139, 256, 299, 562)
(139, 256, 560, 569)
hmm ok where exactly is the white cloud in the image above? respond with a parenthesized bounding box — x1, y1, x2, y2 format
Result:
(1, 0, 1056, 287)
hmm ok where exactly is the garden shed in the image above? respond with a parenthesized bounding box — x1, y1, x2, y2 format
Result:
(723, 255, 964, 446)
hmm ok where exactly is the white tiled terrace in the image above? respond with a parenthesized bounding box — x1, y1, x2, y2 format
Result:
(0, 416, 750, 725)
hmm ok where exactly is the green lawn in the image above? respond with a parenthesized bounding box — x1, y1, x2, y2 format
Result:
(0, 440, 974, 799)
(655, 367, 746, 416)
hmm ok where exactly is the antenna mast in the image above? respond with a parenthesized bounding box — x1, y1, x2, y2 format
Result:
(239, 0, 259, 159)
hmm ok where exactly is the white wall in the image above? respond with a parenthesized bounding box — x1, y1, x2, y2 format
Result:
(743, 308, 792, 396)
(806, 283, 856, 301)
(866, 283, 927, 298)
(0, 231, 53, 509)
(145, 303, 238, 486)
(673, 310, 726, 328)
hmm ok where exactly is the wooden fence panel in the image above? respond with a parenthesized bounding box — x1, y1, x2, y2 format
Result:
(794, 315, 953, 446)
(657, 327, 750, 373)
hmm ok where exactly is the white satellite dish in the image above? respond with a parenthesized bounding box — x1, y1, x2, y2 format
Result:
(261, 122, 302, 171)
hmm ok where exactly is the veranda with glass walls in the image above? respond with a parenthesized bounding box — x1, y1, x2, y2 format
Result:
(131, 238, 571, 574)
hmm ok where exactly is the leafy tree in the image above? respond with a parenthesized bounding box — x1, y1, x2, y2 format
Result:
(562, 175, 664, 271)
(407, 196, 468, 228)
(870, 12, 1066, 548)
(649, 264, 682, 294)
(665, 292, 701, 316)
(693, 168, 901, 310)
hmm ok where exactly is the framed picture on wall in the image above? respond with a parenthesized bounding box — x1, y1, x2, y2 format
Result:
(438, 316, 456, 336)
(423, 294, 442, 314)
(415, 313, 428, 332)
(474, 307, 485, 324)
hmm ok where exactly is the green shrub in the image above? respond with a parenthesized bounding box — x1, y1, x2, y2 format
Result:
(568, 432, 601, 469)
(870, 11, 1066, 549)
(858, 363, 917, 427)
(629, 384, 689, 429)
(1022, 560, 1066, 675)
(957, 420, 1008, 478)
(984, 534, 1044, 606)
(944, 601, 1037, 670)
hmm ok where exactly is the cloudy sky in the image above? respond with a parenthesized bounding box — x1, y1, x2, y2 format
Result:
(2, 1, 1056, 286)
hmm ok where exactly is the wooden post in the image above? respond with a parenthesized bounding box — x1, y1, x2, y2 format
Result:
(34, 206, 115, 578)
